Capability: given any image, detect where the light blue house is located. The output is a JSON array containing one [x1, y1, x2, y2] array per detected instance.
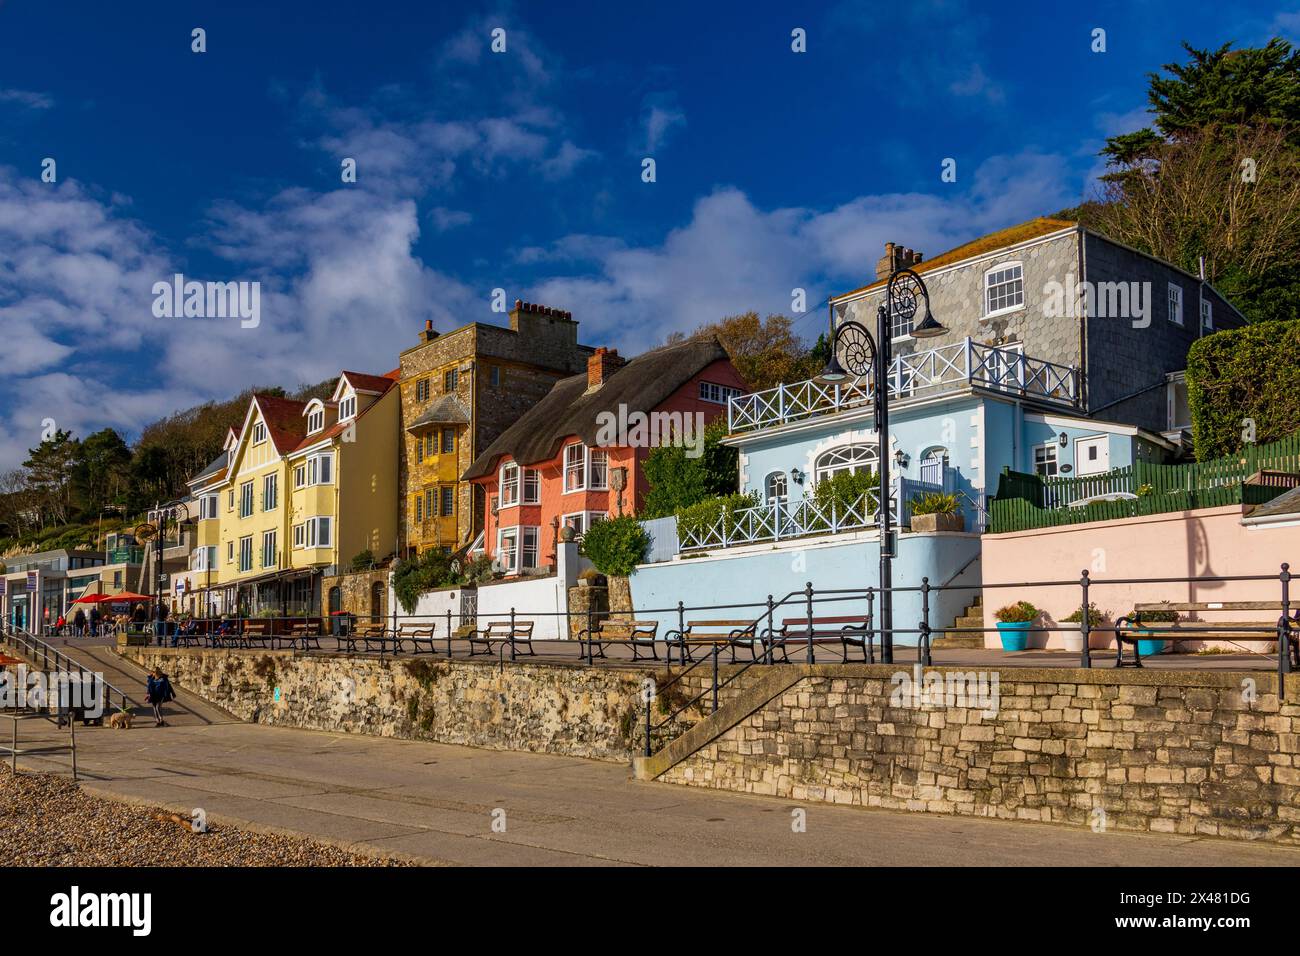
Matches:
[[626, 218, 1241, 644]]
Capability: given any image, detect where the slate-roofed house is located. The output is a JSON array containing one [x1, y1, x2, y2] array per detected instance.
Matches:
[[463, 336, 747, 574]]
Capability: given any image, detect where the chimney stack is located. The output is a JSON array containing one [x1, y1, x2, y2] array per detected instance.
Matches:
[[420, 318, 439, 343], [875, 242, 925, 281], [587, 346, 626, 389]]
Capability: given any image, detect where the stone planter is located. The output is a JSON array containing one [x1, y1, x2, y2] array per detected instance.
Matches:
[[910, 512, 964, 533]]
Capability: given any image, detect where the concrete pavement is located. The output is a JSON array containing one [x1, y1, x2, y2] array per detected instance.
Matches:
[[9, 717, 1298, 866]]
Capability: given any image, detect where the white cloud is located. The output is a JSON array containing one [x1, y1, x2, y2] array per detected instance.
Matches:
[[430, 207, 473, 231], [0, 89, 54, 110], [529, 151, 1076, 352]]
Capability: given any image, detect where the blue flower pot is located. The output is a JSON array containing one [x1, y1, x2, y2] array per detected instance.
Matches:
[[997, 620, 1032, 651], [1136, 632, 1166, 656]]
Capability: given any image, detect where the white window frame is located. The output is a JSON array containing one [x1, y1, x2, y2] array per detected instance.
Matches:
[[239, 481, 254, 518], [814, 444, 879, 484], [499, 462, 520, 507], [1200, 297, 1213, 331], [303, 452, 334, 486], [588, 448, 609, 490], [227, 541, 234, 563], [497, 526, 519, 573], [562, 511, 607, 538], [1033, 443, 1059, 478], [563, 443, 586, 493], [1168, 282, 1184, 326], [496, 525, 540, 574], [699, 381, 742, 405], [238, 535, 253, 573], [984, 262, 1025, 319], [293, 523, 305, 549], [252, 422, 267, 445], [764, 471, 788, 504], [199, 494, 219, 520], [307, 408, 324, 434], [338, 395, 357, 421], [261, 530, 277, 569], [303, 516, 332, 549], [262, 473, 277, 512], [522, 469, 540, 504]]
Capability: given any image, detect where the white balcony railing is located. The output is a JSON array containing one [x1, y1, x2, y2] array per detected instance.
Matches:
[[677, 492, 902, 552], [728, 338, 1079, 434]]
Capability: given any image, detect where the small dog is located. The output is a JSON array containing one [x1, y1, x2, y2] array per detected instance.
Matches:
[[107, 709, 134, 730]]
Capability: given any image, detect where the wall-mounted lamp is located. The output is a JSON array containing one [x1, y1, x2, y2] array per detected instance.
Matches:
[[894, 449, 910, 470], [1058, 432, 1068, 448], [789, 467, 805, 486]]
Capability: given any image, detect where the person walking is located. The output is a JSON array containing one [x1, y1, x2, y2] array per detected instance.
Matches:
[[73, 606, 87, 637], [145, 667, 175, 727]]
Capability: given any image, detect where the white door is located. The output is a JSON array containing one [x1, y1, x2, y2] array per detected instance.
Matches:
[[1074, 436, 1110, 476]]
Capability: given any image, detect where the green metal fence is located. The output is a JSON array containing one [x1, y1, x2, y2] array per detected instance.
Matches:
[[990, 431, 1300, 533]]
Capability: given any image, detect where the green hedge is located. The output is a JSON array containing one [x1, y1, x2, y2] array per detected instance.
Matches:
[[1186, 319, 1300, 460], [675, 492, 760, 542]]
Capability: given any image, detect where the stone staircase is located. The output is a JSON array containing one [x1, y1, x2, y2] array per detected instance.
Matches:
[[930, 596, 986, 650]]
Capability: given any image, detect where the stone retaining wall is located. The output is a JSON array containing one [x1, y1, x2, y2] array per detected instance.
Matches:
[[124, 648, 730, 762], [660, 664, 1300, 843]]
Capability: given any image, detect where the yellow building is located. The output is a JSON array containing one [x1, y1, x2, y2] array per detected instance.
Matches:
[[184, 370, 399, 618]]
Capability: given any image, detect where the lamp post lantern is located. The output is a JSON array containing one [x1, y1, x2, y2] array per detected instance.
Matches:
[[820, 267, 945, 663]]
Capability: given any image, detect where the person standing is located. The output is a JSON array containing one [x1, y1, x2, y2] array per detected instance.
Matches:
[[72, 607, 87, 637], [88, 605, 102, 637], [145, 667, 175, 727]]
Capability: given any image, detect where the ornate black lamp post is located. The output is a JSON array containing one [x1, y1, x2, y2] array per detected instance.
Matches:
[[137, 500, 185, 645], [820, 268, 946, 663]]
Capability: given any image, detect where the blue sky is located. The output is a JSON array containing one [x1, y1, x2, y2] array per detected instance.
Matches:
[[0, 0, 1296, 470]]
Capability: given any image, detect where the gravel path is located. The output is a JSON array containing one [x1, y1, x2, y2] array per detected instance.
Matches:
[[0, 765, 416, 866]]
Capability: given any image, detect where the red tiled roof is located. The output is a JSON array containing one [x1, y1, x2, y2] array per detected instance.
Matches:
[[341, 370, 399, 394], [252, 394, 310, 455], [833, 217, 1077, 300]]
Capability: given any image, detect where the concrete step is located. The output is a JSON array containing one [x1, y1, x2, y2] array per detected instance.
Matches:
[[932, 634, 987, 649]]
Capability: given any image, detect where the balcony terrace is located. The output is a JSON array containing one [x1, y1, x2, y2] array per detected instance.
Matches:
[[727, 338, 1079, 435]]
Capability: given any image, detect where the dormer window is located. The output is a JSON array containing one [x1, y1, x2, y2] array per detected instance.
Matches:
[[252, 422, 267, 445], [307, 408, 324, 434], [339, 396, 357, 421]]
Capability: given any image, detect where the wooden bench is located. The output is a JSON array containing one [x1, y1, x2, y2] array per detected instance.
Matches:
[[467, 621, 535, 657], [275, 619, 323, 651], [664, 620, 760, 665], [1134, 601, 1295, 659], [397, 623, 438, 655], [575, 619, 659, 661], [240, 620, 273, 650], [769, 615, 874, 663]]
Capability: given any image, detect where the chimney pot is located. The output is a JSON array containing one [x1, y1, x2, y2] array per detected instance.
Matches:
[[587, 347, 625, 389]]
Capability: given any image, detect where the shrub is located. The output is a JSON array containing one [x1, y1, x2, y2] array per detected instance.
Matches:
[[1186, 320, 1300, 460], [995, 601, 1038, 623], [640, 419, 738, 519], [1063, 603, 1105, 627], [675, 492, 760, 542], [350, 549, 375, 572], [579, 515, 650, 576], [910, 491, 959, 516], [392, 549, 459, 613], [459, 554, 495, 585], [812, 470, 878, 518]]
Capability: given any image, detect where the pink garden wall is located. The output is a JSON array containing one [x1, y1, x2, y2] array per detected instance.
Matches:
[[981, 505, 1299, 650]]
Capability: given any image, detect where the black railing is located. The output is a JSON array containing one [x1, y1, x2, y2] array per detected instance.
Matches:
[[126, 563, 1297, 758], [0, 622, 136, 714]]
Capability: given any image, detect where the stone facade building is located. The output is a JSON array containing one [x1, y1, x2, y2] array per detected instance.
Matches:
[[398, 301, 595, 556], [833, 218, 1246, 445]]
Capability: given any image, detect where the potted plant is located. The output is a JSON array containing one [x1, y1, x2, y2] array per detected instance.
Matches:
[[1060, 603, 1104, 652], [909, 492, 964, 532], [1129, 605, 1179, 656], [994, 601, 1037, 651]]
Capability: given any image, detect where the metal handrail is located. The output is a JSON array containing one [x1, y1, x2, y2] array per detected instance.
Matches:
[[0, 623, 137, 713]]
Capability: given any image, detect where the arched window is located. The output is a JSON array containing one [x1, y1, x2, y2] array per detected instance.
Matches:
[[814, 444, 879, 484], [764, 471, 787, 504]]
